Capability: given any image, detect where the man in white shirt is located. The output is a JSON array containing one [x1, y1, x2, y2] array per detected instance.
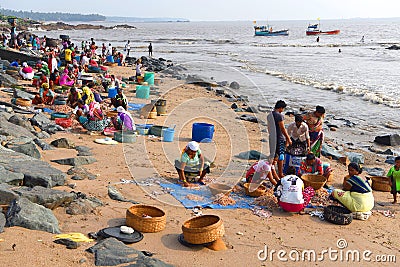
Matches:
[[107, 43, 113, 56], [286, 114, 310, 156], [124, 40, 131, 57]]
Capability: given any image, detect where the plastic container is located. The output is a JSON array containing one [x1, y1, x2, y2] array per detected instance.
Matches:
[[114, 131, 137, 143], [106, 55, 114, 63], [149, 126, 169, 136], [136, 85, 150, 99], [162, 128, 175, 142], [137, 126, 149, 135], [144, 72, 155, 85], [192, 123, 214, 143], [108, 87, 117, 98]]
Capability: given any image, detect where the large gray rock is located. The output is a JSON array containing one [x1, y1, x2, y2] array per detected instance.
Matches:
[[75, 145, 93, 156], [8, 114, 35, 132], [374, 134, 400, 146], [87, 238, 173, 267], [0, 166, 24, 185], [345, 152, 365, 164], [51, 156, 97, 166], [67, 167, 97, 180], [5, 140, 41, 159], [34, 131, 51, 139], [108, 185, 139, 204], [13, 88, 35, 100], [6, 197, 60, 233], [0, 212, 5, 233], [0, 183, 19, 205], [0, 115, 35, 139], [321, 144, 344, 160], [30, 113, 52, 129], [236, 150, 268, 160], [33, 138, 54, 150], [0, 147, 66, 188], [50, 138, 75, 149], [13, 186, 75, 210], [229, 81, 240, 90], [66, 197, 103, 215], [0, 73, 17, 86]]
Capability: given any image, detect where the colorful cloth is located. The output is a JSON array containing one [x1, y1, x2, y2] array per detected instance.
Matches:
[[309, 131, 324, 157], [387, 166, 400, 192], [81, 86, 95, 105], [346, 175, 372, 194]]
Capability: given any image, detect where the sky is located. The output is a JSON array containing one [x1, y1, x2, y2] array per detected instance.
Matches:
[[1, 0, 400, 21]]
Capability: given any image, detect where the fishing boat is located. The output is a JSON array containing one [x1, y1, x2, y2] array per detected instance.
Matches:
[[306, 23, 340, 35], [254, 25, 289, 36], [0, 47, 43, 62]]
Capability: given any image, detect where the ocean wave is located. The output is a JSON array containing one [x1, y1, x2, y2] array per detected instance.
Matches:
[[247, 64, 400, 108]]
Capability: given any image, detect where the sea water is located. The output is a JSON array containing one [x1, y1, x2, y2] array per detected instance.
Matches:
[[34, 18, 400, 149]]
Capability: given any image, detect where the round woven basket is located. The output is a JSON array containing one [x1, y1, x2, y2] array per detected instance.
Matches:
[[324, 205, 353, 225], [371, 176, 391, 192], [243, 183, 266, 197], [208, 183, 232, 196], [301, 174, 327, 190], [15, 98, 32, 107], [182, 215, 224, 245], [126, 205, 166, 233]]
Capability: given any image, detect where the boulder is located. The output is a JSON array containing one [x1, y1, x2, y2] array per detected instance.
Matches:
[[238, 114, 259, 123], [33, 138, 54, 150], [30, 113, 52, 129], [87, 238, 173, 267], [245, 106, 259, 113], [51, 156, 97, 166], [0, 212, 5, 233], [0, 115, 35, 139], [50, 138, 75, 149], [6, 197, 61, 233], [0, 183, 19, 205], [67, 167, 97, 180], [0, 166, 24, 185], [8, 114, 35, 131], [236, 150, 268, 160], [5, 140, 41, 159], [345, 152, 365, 164], [13, 89, 35, 100], [66, 198, 101, 215], [34, 131, 51, 139], [374, 134, 400, 146], [229, 81, 240, 90], [321, 144, 344, 160], [13, 186, 75, 210], [0, 147, 66, 188]]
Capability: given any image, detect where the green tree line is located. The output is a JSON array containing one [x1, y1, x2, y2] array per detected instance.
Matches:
[[0, 8, 106, 22]]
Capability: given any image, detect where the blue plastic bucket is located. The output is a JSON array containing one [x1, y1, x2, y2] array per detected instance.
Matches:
[[136, 85, 150, 99], [106, 55, 114, 63], [192, 123, 214, 143], [144, 72, 155, 85], [162, 128, 175, 142], [108, 87, 117, 98]]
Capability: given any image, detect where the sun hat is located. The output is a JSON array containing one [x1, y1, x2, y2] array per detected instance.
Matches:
[[187, 141, 199, 151]]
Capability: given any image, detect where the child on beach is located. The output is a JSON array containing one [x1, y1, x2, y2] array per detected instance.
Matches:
[[387, 156, 400, 204]]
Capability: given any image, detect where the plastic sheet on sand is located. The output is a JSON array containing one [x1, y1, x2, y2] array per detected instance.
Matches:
[[159, 183, 255, 209]]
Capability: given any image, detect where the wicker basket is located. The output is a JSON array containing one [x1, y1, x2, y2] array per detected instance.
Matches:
[[243, 183, 266, 197], [301, 174, 327, 190], [126, 205, 166, 233], [371, 176, 391, 192], [15, 98, 31, 107], [182, 215, 224, 245], [208, 183, 232, 196], [324, 205, 353, 225]]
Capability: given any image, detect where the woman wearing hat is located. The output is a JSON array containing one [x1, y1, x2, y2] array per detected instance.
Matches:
[[175, 141, 210, 187]]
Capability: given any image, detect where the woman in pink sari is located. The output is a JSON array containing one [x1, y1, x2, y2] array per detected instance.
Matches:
[[59, 69, 75, 86]]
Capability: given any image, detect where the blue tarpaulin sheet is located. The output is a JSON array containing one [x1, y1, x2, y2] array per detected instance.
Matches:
[[128, 103, 146, 111]]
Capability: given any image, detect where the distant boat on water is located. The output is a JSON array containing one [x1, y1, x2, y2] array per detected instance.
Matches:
[[254, 25, 289, 36], [306, 22, 340, 36]]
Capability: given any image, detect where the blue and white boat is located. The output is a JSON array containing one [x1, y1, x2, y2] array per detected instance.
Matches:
[[254, 25, 289, 36]]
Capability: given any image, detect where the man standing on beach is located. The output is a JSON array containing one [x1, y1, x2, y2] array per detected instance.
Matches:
[[125, 40, 131, 57], [148, 42, 153, 57], [270, 100, 292, 178]]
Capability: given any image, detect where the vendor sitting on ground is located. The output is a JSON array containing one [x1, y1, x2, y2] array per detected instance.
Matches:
[[112, 106, 135, 131], [73, 99, 89, 120], [80, 101, 108, 132], [245, 160, 279, 186], [175, 141, 210, 187], [33, 73, 49, 89], [32, 83, 55, 105], [67, 87, 81, 108], [109, 88, 128, 110], [59, 68, 75, 87], [19, 62, 34, 80], [81, 86, 95, 105], [332, 163, 374, 219], [274, 167, 315, 214], [299, 153, 333, 185]]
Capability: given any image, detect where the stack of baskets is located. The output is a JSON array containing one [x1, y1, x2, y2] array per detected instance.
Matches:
[[301, 174, 327, 190], [182, 215, 224, 245], [126, 205, 166, 233]]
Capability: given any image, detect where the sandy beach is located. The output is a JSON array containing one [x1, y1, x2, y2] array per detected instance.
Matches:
[[0, 64, 399, 267]]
